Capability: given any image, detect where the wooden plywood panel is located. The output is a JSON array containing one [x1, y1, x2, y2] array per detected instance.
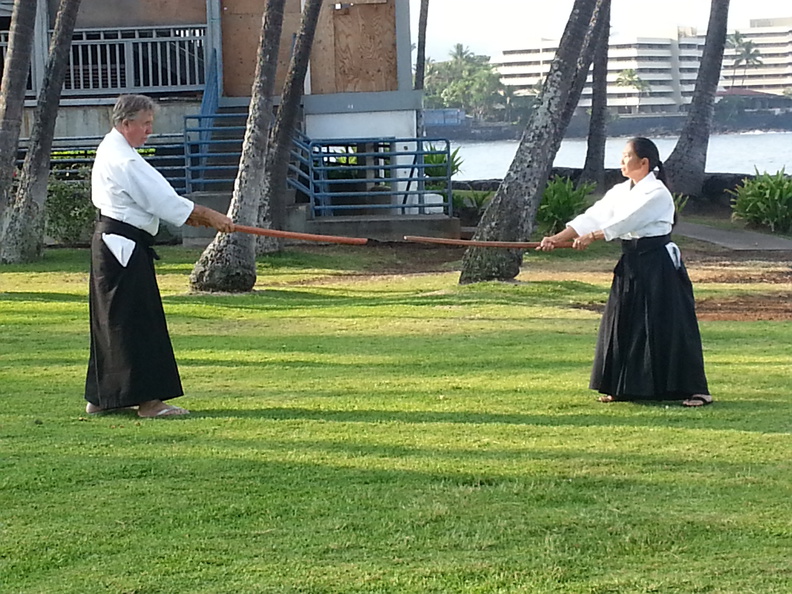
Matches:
[[222, 0, 303, 98], [73, 0, 206, 28], [333, 1, 398, 94], [309, 2, 337, 95]]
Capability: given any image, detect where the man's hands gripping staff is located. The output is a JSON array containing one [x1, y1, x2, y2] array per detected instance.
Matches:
[[186, 204, 235, 233]]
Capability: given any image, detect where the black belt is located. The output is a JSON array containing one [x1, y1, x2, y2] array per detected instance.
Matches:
[[620, 234, 671, 255], [96, 215, 160, 260]]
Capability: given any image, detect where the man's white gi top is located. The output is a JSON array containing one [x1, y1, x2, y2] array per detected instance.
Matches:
[[567, 172, 674, 241], [91, 127, 194, 237]]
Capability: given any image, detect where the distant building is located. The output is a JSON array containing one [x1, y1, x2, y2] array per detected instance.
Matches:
[[721, 17, 792, 96], [493, 32, 705, 115], [493, 16, 792, 115]]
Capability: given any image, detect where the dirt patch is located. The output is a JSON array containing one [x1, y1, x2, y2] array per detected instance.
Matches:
[[696, 294, 792, 321]]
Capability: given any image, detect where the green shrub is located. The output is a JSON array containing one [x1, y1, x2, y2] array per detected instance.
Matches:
[[424, 145, 463, 191], [537, 176, 595, 234], [45, 169, 96, 245], [728, 168, 792, 233]]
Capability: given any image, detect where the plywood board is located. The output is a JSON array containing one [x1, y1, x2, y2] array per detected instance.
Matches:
[[309, 2, 338, 95], [222, 0, 303, 97], [333, 1, 398, 93]]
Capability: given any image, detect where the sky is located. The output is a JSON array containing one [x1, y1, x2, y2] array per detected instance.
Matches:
[[408, 0, 791, 61]]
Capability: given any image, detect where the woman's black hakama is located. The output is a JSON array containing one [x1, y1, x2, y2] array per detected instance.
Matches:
[[590, 234, 709, 400]]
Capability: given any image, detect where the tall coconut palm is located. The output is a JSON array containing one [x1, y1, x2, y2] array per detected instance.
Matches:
[[257, 0, 323, 254], [459, 0, 604, 284], [0, 0, 38, 225], [664, 0, 730, 198], [0, 0, 82, 264], [189, 0, 287, 292], [413, 0, 430, 137], [734, 39, 762, 87], [578, 0, 611, 194]]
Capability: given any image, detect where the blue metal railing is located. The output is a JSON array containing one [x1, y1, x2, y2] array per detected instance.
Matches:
[[18, 134, 187, 193], [184, 111, 455, 217]]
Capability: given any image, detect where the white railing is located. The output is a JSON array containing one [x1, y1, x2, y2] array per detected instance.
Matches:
[[1, 25, 206, 98], [63, 25, 206, 96]]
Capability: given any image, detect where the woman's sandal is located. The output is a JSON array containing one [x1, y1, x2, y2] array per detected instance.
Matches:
[[682, 394, 713, 407]]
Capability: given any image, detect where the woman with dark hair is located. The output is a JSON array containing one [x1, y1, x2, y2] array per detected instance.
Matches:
[[538, 137, 712, 407]]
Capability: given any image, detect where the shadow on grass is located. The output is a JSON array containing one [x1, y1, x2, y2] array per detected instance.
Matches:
[[192, 402, 790, 434]]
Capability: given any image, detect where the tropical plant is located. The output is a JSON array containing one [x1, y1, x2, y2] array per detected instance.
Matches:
[[615, 68, 651, 96], [729, 168, 792, 233], [536, 176, 596, 234], [423, 145, 462, 190], [44, 169, 95, 245], [423, 45, 505, 120], [727, 31, 763, 88]]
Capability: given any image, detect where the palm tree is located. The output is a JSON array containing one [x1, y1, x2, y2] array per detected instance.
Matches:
[[258, 0, 323, 254], [459, 0, 603, 284], [615, 69, 651, 95], [189, 0, 287, 292], [413, 0, 430, 91], [579, 0, 611, 194], [734, 40, 762, 87], [0, 0, 82, 264], [0, 0, 38, 225], [664, 0, 730, 198], [413, 0, 430, 137]]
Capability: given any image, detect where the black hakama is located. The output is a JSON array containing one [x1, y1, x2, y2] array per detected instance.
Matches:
[[85, 216, 183, 409], [590, 234, 709, 400]]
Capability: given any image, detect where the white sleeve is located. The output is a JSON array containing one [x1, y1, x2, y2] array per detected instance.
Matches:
[[119, 156, 194, 227], [598, 188, 670, 240]]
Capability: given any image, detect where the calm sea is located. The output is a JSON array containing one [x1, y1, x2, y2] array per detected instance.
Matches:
[[451, 131, 792, 181]]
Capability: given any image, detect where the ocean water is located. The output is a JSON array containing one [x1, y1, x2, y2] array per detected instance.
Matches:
[[451, 131, 792, 180]]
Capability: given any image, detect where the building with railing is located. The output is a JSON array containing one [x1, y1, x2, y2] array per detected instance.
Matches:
[[1, 0, 458, 242], [493, 31, 706, 115]]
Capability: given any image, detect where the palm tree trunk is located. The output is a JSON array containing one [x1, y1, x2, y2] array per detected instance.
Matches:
[[190, 0, 287, 292], [0, 0, 82, 264], [664, 0, 730, 197], [413, 0, 430, 137], [579, 0, 611, 194], [257, 0, 323, 255], [0, 0, 38, 225], [459, 0, 603, 284]]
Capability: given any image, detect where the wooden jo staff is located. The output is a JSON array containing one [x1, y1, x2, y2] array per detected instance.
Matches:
[[234, 224, 368, 245], [403, 235, 574, 249]]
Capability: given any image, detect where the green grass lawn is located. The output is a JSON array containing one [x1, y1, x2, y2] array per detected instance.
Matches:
[[1, 245, 790, 593]]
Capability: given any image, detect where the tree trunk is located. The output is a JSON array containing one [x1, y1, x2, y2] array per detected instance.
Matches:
[[458, 0, 602, 284], [257, 0, 323, 255], [579, 0, 611, 194], [664, 0, 730, 197], [413, 0, 430, 137], [189, 0, 286, 292], [0, 0, 82, 264], [0, 0, 38, 225]]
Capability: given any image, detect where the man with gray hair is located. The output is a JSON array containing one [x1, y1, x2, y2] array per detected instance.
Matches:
[[85, 94, 234, 418]]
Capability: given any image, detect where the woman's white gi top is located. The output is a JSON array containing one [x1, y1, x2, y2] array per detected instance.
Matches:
[[91, 127, 194, 237], [567, 172, 674, 241]]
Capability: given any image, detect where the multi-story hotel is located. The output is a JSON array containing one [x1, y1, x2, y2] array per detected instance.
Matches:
[[494, 17, 792, 115], [721, 17, 792, 95]]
